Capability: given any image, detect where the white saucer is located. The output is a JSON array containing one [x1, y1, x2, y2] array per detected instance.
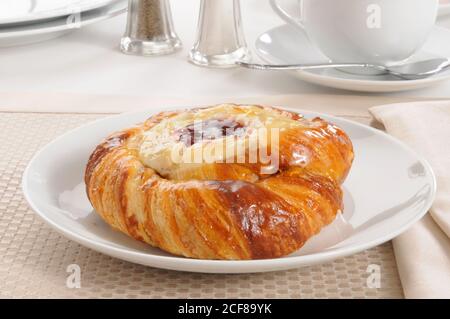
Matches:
[[0, 0, 126, 47], [255, 24, 450, 93], [0, 0, 117, 25], [22, 106, 436, 273]]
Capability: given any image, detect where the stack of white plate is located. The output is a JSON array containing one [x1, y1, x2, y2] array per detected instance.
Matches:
[[0, 0, 127, 47]]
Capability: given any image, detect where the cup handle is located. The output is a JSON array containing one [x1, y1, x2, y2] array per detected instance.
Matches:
[[269, 0, 305, 29]]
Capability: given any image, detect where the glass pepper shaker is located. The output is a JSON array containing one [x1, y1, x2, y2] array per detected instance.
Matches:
[[189, 0, 250, 68], [120, 0, 182, 56]]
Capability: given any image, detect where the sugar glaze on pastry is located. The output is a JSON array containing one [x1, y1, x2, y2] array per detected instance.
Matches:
[[85, 104, 354, 260]]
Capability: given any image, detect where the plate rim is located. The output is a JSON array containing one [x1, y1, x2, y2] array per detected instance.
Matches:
[[255, 24, 450, 93], [22, 106, 437, 273], [0, 0, 118, 25], [0, 0, 127, 38]]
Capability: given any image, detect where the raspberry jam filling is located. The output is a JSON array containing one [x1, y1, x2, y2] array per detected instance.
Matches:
[[175, 119, 246, 146]]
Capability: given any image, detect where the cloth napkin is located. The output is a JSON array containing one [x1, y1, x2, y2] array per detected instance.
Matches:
[[370, 101, 450, 299]]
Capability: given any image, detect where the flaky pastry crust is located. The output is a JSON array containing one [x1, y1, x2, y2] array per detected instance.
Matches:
[[85, 104, 354, 259]]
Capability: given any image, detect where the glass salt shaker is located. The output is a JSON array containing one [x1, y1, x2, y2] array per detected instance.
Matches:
[[189, 0, 250, 68], [120, 0, 182, 56]]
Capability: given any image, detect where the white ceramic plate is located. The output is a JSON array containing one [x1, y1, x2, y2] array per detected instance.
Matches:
[[22, 106, 436, 274], [0, 0, 126, 47], [255, 24, 450, 93], [0, 0, 117, 25]]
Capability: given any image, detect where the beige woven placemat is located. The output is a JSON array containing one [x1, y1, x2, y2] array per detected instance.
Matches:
[[0, 112, 403, 299]]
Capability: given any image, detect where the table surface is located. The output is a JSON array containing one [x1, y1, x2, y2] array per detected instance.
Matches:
[[1, 0, 450, 99]]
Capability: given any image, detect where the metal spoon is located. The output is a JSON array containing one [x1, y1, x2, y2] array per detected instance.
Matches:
[[237, 58, 450, 80]]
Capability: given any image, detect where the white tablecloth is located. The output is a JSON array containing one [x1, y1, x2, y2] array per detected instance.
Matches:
[[1, 0, 450, 99]]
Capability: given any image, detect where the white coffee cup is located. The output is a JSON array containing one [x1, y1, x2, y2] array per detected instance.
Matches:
[[270, 0, 439, 65]]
